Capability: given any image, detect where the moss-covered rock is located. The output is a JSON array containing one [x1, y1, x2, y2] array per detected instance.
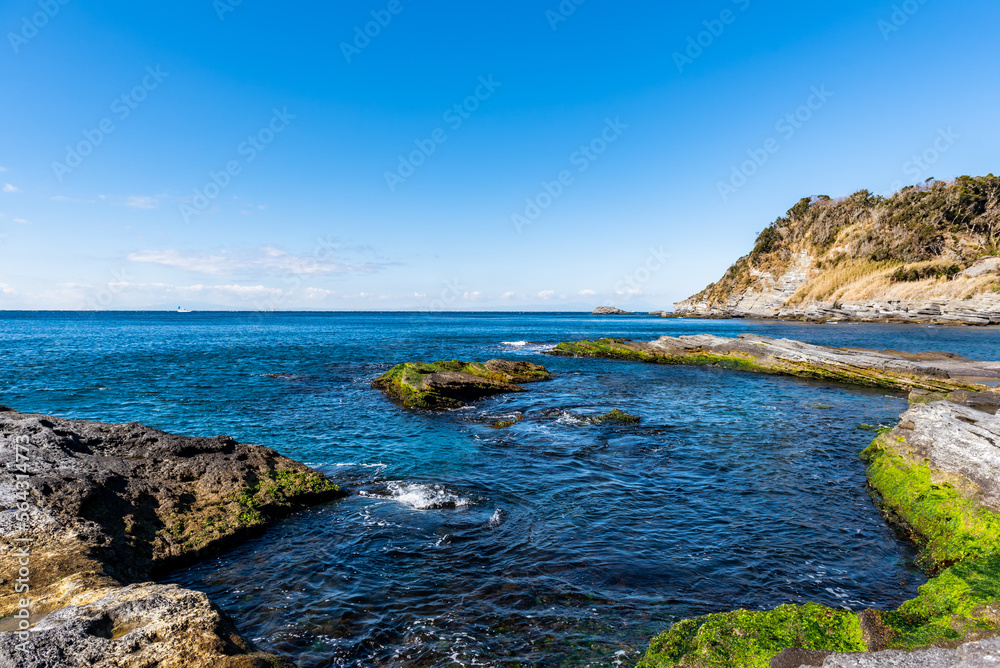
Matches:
[[871, 556, 1000, 649], [548, 335, 998, 394], [636, 389, 1000, 666], [372, 359, 552, 410], [593, 408, 641, 424], [861, 434, 1000, 568], [638, 603, 865, 668]]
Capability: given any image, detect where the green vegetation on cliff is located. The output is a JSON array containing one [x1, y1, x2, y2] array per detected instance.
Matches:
[[684, 175, 1000, 310]]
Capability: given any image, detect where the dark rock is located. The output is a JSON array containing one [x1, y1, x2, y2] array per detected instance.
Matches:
[[592, 306, 633, 315], [0, 408, 343, 666]]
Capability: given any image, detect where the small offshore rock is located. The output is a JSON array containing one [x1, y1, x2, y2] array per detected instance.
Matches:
[[372, 359, 552, 410]]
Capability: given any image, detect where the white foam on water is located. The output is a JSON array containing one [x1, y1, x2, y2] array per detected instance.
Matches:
[[555, 411, 587, 426], [361, 481, 473, 510], [498, 340, 556, 354]]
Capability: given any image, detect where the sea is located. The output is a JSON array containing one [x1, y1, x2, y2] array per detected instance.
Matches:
[[3, 311, 999, 667]]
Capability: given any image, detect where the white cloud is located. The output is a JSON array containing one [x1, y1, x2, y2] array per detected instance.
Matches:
[[123, 195, 160, 209], [537, 290, 556, 299], [0, 283, 16, 295], [616, 288, 641, 296], [578, 289, 597, 296], [2, 183, 19, 193], [128, 247, 376, 277], [305, 287, 336, 299], [52, 195, 97, 203], [178, 284, 283, 297], [0, 166, 7, 172], [414, 292, 426, 298], [12, 218, 29, 225]]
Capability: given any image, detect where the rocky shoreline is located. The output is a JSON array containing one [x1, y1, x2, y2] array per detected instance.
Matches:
[[672, 296, 1000, 326], [4, 335, 1000, 667], [0, 406, 345, 667], [551, 334, 1000, 666]]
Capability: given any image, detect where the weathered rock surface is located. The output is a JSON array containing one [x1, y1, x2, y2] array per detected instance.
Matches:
[[372, 359, 553, 409], [0, 406, 344, 666], [674, 292, 1000, 325], [890, 402, 1000, 512], [0, 583, 290, 668], [549, 333, 1000, 392], [773, 636, 1000, 667], [591, 306, 633, 315]]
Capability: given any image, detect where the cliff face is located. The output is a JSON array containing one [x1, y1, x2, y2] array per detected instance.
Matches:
[[674, 176, 1000, 324]]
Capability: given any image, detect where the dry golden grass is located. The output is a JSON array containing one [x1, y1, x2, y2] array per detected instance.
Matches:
[[789, 258, 999, 305], [788, 258, 897, 305]]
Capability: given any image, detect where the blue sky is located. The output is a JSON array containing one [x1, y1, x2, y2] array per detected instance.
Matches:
[[1, 0, 998, 311]]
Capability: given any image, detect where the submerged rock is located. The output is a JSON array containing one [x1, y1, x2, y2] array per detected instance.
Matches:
[[592, 409, 641, 424], [549, 333, 1000, 393], [0, 406, 344, 667], [372, 359, 552, 410]]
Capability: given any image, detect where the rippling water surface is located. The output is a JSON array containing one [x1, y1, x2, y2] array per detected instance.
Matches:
[[4, 312, 1000, 666]]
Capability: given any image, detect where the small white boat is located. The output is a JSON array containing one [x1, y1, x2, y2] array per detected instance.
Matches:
[[176, 307, 192, 313]]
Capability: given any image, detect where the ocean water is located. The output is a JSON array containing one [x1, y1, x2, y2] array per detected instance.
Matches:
[[3, 312, 1000, 667]]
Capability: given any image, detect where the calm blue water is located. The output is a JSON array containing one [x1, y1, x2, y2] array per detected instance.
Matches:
[[3, 312, 999, 667]]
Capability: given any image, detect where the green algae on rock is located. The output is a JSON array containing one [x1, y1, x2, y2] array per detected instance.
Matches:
[[593, 408, 641, 424], [637, 602, 866, 668], [871, 555, 1000, 650], [372, 359, 553, 410], [623, 340, 1000, 666], [549, 334, 1000, 393]]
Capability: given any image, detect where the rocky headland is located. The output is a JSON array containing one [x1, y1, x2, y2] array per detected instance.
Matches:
[[372, 359, 552, 409], [0, 406, 345, 667], [671, 176, 1000, 325], [551, 334, 1000, 666]]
